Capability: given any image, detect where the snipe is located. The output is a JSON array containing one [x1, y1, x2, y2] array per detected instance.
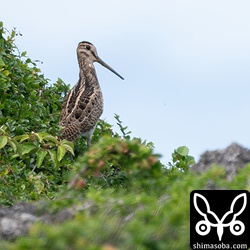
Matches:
[[60, 41, 124, 148]]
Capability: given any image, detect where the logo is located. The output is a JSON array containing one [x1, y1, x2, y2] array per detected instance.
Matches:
[[190, 190, 250, 249]]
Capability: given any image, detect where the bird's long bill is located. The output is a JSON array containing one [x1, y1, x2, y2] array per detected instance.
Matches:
[[97, 57, 124, 80]]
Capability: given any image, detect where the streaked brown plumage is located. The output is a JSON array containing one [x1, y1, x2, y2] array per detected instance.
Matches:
[[60, 41, 123, 148]]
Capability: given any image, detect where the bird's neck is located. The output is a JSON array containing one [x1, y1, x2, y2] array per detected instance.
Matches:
[[78, 60, 98, 84]]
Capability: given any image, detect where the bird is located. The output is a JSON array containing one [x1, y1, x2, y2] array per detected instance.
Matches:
[[59, 41, 124, 149]]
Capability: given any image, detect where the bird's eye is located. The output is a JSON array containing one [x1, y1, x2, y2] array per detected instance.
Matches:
[[85, 45, 91, 50]]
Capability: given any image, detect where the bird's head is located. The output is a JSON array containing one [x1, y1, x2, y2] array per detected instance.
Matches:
[[77, 41, 124, 80]]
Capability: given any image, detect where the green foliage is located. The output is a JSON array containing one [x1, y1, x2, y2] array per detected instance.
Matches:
[[114, 113, 131, 139], [3, 164, 250, 250], [72, 135, 162, 189], [0, 22, 78, 205], [0, 127, 74, 167], [0, 129, 74, 204], [1, 22, 248, 250], [168, 145, 195, 173], [0, 22, 68, 136]]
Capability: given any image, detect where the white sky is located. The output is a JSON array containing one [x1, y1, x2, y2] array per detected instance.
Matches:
[[2, 0, 250, 164]]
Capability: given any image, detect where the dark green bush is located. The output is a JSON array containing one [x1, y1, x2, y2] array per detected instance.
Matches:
[[0, 24, 65, 136], [0, 22, 76, 204]]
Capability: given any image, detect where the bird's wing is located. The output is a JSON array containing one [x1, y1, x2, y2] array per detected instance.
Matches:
[[60, 77, 99, 125]]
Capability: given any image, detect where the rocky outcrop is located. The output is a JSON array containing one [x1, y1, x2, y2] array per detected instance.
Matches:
[[0, 200, 92, 241], [192, 143, 250, 180], [0, 202, 38, 240]]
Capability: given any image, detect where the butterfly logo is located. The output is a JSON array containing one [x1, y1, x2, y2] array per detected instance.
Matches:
[[193, 193, 247, 241]]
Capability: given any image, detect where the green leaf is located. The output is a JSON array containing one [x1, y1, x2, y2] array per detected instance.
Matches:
[[14, 134, 30, 143], [9, 139, 22, 156], [21, 142, 38, 155], [175, 146, 189, 157], [61, 139, 74, 147], [43, 135, 58, 144], [7, 139, 17, 151], [36, 149, 48, 168], [187, 155, 195, 165], [57, 145, 66, 161], [10, 154, 20, 160], [11, 30, 16, 38], [48, 149, 59, 168], [0, 127, 6, 134], [3, 70, 10, 76], [21, 51, 27, 57], [33, 179, 44, 194], [0, 136, 8, 149], [0, 56, 5, 67], [37, 132, 50, 139], [60, 140, 74, 156], [32, 133, 43, 142]]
